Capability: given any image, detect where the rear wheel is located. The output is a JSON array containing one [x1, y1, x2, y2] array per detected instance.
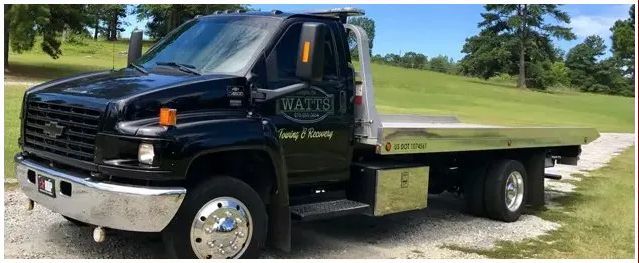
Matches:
[[484, 159, 527, 222], [163, 176, 267, 259]]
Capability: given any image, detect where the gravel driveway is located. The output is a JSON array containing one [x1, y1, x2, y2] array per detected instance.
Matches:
[[4, 133, 634, 259]]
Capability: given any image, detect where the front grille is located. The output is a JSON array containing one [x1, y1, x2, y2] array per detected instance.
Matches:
[[24, 101, 101, 162]]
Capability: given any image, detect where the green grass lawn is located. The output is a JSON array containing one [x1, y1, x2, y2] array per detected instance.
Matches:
[[4, 84, 25, 180], [372, 64, 634, 132], [5, 40, 151, 82], [3, 39, 635, 180], [449, 148, 636, 258]]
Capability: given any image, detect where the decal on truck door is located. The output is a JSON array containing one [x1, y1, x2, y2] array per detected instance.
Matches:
[[276, 87, 334, 123], [277, 127, 335, 141]]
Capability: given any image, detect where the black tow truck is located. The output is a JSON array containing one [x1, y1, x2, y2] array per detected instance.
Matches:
[[15, 8, 598, 258]]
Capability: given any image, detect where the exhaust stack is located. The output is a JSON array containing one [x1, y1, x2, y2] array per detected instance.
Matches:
[[127, 30, 143, 65]]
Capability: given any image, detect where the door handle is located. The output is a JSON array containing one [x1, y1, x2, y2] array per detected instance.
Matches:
[[339, 90, 347, 114]]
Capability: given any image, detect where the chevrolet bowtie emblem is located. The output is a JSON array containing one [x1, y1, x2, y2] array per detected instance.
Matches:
[[43, 121, 65, 138]]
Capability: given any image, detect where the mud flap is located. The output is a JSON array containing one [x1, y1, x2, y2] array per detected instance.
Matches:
[[524, 151, 545, 208], [267, 204, 291, 252]]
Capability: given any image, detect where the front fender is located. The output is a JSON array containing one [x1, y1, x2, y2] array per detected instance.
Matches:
[[166, 114, 291, 252], [170, 115, 287, 204]]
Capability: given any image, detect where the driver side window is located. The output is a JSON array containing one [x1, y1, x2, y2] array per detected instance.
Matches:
[[266, 22, 338, 89]]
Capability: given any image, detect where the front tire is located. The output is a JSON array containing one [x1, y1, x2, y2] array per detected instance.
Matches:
[[163, 176, 267, 259], [484, 159, 527, 222]]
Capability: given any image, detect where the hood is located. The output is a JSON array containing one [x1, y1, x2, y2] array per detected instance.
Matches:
[[25, 68, 250, 133], [29, 69, 217, 99]]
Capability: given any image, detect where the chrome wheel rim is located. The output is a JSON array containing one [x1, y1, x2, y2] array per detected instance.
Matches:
[[190, 197, 253, 259], [504, 171, 524, 212]]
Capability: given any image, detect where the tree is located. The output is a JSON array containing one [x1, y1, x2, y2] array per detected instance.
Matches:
[[610, 4, 635, 82], [86, 5, 104, 40], [475, 4, 575, 88], [548, 61, 570, 87], [401, 51, 427, 69], [84, 5, 128, 41], [134, 4, 245, 40], [565, 35, 632, 96], [347, 16, 375, 54], [382, 53, 402, 66], [565, 35, 606, 90], [429, 55, 454, 73], [526, 60, 571, 89], [594, 58, 632, 96], [102, 5, 127, 41], [5, 4, 87, 67], [460, 30, 514, 79], [4, 5, 12, 67], [371, 54, 384, 63]]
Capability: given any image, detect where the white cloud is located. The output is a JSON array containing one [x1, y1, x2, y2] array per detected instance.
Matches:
[[569, 15, 625, 38]]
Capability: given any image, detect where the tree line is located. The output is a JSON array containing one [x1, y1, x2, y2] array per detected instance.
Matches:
[[459, 4, 634, 96], [4, 4, 244, 67], [350, 5, 634, 96], [370, 53, 459, 74], [348, 17, 459, 74], [4, 4, 635, 96]]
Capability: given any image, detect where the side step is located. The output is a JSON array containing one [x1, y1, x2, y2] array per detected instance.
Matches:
[[544, 173, 562, 180], [290, 199, 370, 221]]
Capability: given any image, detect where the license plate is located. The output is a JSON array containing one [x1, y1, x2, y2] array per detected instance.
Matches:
[[37, 175, 56, 198]]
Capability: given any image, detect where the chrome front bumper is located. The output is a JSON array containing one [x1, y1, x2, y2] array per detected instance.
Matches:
[[15, 155, 186, 232]]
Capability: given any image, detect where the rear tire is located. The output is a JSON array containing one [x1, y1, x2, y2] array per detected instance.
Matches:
[[163, 176, 267, 259], [484, 160, 527, 222]]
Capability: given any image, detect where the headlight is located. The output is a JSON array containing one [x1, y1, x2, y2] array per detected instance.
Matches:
[[138, 143, 155, 165]]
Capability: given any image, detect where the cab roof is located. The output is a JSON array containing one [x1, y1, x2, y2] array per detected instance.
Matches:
[[199, 7, 365, 23]]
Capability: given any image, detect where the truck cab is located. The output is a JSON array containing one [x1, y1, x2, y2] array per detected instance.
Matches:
[[15, 8, 598, 259]]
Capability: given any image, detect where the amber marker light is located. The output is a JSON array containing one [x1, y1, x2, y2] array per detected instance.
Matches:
[[302, 41, 311, 63], [159, 107, 177, 126]]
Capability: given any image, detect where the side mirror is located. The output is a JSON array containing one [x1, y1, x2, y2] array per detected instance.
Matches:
[[296, 22, 326, 82], [127, 30, 143, 65]]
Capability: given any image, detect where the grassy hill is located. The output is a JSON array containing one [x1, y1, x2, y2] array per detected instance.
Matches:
[[371, 64, 633, 132], [3, 39, 634, 179], [5, 40, 153, 82]]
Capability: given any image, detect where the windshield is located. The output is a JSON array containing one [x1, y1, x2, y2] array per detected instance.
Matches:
[[137, 16, 279, 75]]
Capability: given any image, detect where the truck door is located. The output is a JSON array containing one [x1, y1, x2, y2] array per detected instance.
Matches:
[[262, 20, 353, 185]]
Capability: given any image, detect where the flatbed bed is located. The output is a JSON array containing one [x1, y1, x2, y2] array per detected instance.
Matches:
[[365, 114, 599, 155], [349, 22, 599, 156]]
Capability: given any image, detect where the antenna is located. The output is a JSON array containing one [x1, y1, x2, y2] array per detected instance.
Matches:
[[112, 40, 115, 70]]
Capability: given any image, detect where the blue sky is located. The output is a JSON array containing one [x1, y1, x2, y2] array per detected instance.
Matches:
[[123, 4, 633, 61]]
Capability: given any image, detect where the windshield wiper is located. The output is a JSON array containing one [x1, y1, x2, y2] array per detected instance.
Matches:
[[129, 63, 148, 74], [156, 61, 201, 75]]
